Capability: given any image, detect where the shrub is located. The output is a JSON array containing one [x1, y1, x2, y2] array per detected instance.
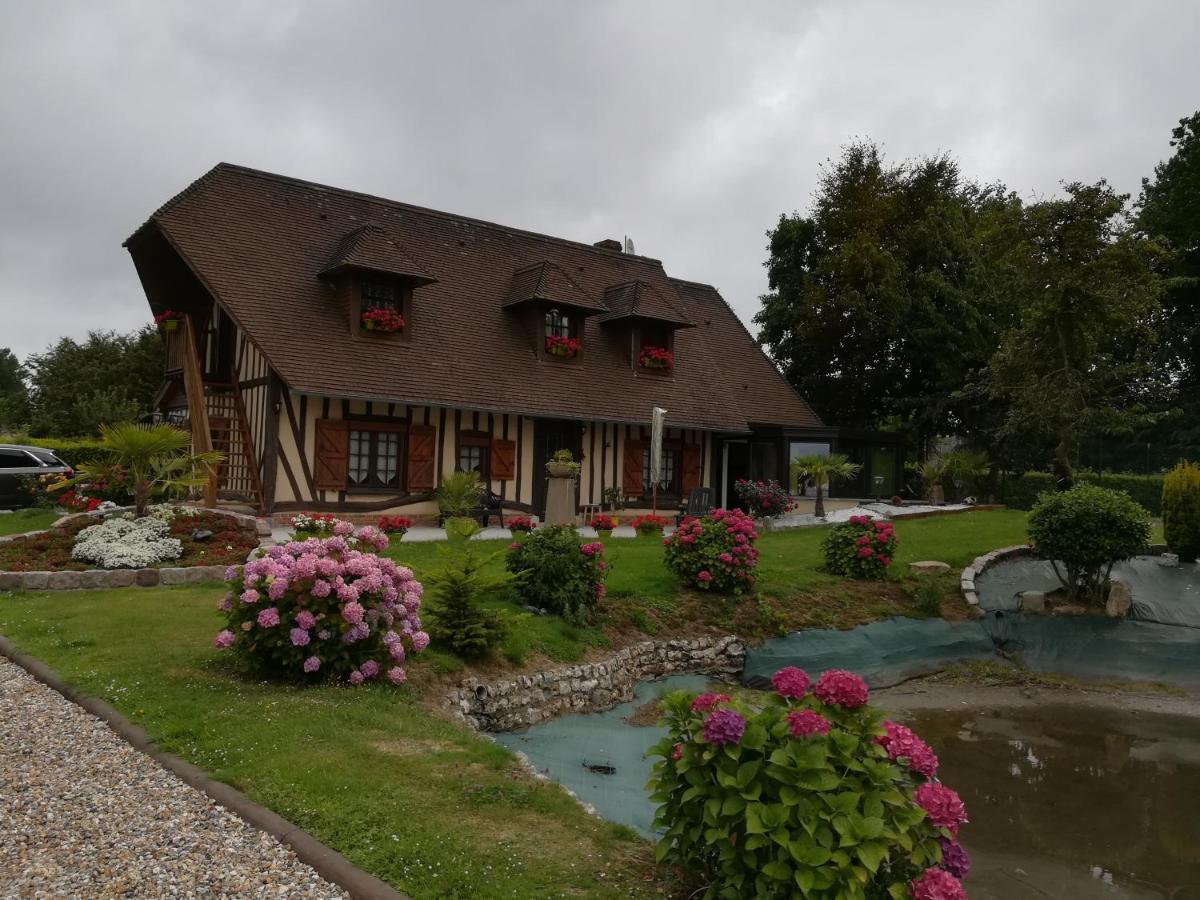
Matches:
[[648, 667, 969, 900], [1027, 484, 1151, 605], [378, 515, 412, 535], [602, 486, 626, 510], [505, 524, 607, 623], [733, 479, 792, 519], [1001, 470, 1165, 515], [504, 515, 536, 533], [21, 437, 113, 469], [631, 514, 669, 536], [72, 516, 183, 568], [291, 513, 342, 536], [1162, 461, 1200, 561], [214, 529, 427, 684], [444, 516, 480, 541], [823, 515, 898, 579], [423, 545, 514, 659], [437, 471, 485, 518], [663, 508, 759, 594]]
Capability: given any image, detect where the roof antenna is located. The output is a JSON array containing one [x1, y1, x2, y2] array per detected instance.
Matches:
[[623, 235, 636, 255]]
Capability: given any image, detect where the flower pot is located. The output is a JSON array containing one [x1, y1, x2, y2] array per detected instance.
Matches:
[[596, 529, 612, 539], [546, 461, 578, 478], [363, 319, 376, 331], [161, 319, 179, 332]]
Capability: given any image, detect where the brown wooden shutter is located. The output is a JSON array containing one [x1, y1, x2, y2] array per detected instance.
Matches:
[[490, 439, 516, 480], [681, 445, 702, 494], [407, 424, 436, 491], [313, 419, 349, 491], [622, 440, 645, 495]]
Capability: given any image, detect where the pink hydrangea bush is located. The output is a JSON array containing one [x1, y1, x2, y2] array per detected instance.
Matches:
[[662, 508, 759, 594], [213, 527, 427, 684], [733, 478, 793, 519], [649, 666, 969, 898], [822, 514, 899, 579]]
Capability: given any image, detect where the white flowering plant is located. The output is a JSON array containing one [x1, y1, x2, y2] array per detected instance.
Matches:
[[71, 516, 184, 569]]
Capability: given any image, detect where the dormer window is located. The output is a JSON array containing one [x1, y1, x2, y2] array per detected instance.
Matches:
[[360, 278, 407, 334], [638, 322, 675, 373], [543, 306, 581, 360]]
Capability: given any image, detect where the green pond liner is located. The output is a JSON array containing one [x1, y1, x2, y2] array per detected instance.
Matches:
[[976, 555, 1200, 629], [500, 614, 1200, 840]]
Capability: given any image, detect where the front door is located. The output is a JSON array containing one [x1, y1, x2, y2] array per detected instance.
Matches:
[[532, 419, 582, 518], [722, 440, 749, 510]]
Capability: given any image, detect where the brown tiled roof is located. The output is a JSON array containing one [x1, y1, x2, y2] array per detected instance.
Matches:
[[127, 163, 822, 432], [503, 260, 607, 313], [598, 280, 694, 327], [319, 222, 435, 284]]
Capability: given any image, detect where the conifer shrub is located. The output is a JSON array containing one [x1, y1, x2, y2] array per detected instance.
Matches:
[[423, 545, 514, 659], [1162, 461, 1200, 561]]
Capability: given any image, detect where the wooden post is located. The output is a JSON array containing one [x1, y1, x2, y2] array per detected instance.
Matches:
[[181, 315, 218, 507]]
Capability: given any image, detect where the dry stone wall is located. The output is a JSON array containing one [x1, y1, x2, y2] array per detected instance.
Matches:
[[452, 635, 746, 732]]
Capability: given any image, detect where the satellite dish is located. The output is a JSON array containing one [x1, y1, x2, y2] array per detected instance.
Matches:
[[623, 236, 636, 255]]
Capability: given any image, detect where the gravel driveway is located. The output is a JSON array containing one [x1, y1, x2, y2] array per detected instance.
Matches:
[[0, 658, 347, 899]]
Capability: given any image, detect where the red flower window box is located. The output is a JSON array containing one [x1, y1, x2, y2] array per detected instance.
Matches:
[[361, 307, 406, 333], [153, 310, 184, 332], [545, 335, 581, 358], [639, 345, 674, 372]]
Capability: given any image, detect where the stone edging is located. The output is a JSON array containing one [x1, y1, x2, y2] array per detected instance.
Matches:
[[959, 545, 1031, 606], [960, 542, 1171, 605], [0, 633, 407, 900], [452, 635, 745, 732]]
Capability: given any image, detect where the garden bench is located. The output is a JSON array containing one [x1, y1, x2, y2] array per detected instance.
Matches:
[[676, 487, 715, 524]]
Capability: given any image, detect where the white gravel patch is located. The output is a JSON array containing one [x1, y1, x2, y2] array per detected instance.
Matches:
[[0, 658, 347, 899], [774, 501, 971, 529]]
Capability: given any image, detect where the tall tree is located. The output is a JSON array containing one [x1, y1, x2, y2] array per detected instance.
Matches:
[[1138, 111, 1200, 447], [755, 142, 1013, 448], [0, 348, 31, 431], [25, 328, 164, 437], [985, 181, 1165, 486]]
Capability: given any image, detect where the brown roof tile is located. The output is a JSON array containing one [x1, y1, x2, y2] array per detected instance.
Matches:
[[127, 163, 821, 432], [598, 280, 694, 327], [502, 260, 607, 313], [319, 222, 435, 284]]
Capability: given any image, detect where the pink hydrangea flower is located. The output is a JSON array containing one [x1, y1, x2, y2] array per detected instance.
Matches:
[[908, 867, 965, 900], [302, 656, 321, 673], [580, 542, 604, 557], [697, 570, 712, 583], [387, 666, 407, 685], [813, 669, 869, 708], [913, 782, 968, 832], [508, 541, 520, 551], [296, 610, 316, 630], [256, 607, 280, 628], [787, 709, 831, 738], [289, 627, 310, 647], [702, 709, 745, 746], [310, 579, 332, 598], [268, 578, 288, 601], [410, 631, 430, 651], [937, 837, 971, 880], [858, 546, 874, 558], [333, 520, 355, 536], [671, 743, 683, 761], [218, 596, 233, 612], [360, 660, 380, 678], [348, 670, 364, 686], [342, 601, 365, 625], [240, 589, 260, 604], [877, 721, 939, 777], [690, 693, 731, 713], [213, 630, 235, 649], [771, 666, 810, 699]]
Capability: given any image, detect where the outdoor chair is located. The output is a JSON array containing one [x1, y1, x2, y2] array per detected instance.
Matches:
[[471, 490, 505, 527], [676, 486, 715, 524]]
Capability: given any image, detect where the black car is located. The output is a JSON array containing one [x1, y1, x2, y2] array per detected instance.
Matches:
[[0, 444, 72, 508]]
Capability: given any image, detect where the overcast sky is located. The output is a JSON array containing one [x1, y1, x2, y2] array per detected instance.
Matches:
[[2, 1, 1198, 361]]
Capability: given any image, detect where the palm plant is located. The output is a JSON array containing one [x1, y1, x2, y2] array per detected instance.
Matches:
[[436, 471, 485, 519], [941, 450, 990, 502], [790, 454, 862, 519], [919, 456, 949, 504], [52, 423, 223, 517]]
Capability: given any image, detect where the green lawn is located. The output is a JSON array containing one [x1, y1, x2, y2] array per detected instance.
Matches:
[[0, 508, 59, 536], [0, 509, 1031, 899]]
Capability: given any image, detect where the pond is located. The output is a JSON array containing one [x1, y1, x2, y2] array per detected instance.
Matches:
[[910, 703, 1200, 898], [499, 679, 1200, 898]]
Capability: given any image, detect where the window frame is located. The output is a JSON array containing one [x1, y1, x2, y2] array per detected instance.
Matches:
[[641, 444, 682, 499], [634, 322, 676, 375], [456, 430, 492, 481], [541, 305, 582, 363], [354, 275, 413, 341], [344, 420, 408, 493]]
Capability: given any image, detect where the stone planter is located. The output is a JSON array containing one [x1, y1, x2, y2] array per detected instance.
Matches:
[[928, 485, 945, 505], [545, 461, 578, 478]]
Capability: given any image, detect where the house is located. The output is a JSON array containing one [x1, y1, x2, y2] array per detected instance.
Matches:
[[126, 163, 902, 521]]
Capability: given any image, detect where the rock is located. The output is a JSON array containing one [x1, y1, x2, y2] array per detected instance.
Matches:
[[46, 571, 82, 591], [107, 570, 136, 588], [135, 568, 160, 587], [0, 572, 22, 591], [20, 572, 49, 591], [79, 570, 111, 589], [190, 529, 213, 542], [1020, 591, 1046, 614], [159, 568, 190, 586], [1105, 581, 1132, 618], [1052, 603, 1088, 617], [1157, 553, 1179, 568], [909, 560, 952, 575]]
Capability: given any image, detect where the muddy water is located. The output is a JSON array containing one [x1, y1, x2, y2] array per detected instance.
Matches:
[[907, 704, 1200, 899]]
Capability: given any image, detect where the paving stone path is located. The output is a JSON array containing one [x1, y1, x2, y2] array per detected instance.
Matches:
[[0, 659, 346, 899]]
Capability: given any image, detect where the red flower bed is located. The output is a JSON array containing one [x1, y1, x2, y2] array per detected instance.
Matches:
[[589, 514, 618, 532], [631, 514, 669, 535], [0, 511, 259, 572], [504, 515, 536, 533]]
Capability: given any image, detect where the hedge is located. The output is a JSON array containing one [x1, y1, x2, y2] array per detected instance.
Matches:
[[17, 438, 113, 469], [1000, 471, 1164, 516]]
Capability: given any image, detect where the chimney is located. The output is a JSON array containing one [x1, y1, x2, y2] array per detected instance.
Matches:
[[593, 238, 622, 252]]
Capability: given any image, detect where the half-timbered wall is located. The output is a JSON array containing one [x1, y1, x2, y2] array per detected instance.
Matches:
[[269, 393, 716, 518], [234, 329, 272, 489]]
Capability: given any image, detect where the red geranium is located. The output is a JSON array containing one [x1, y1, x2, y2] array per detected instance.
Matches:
[[377, 516, 413, 534], [639, 345, 674, 371], [361, 307, 406, 333], [545, 335, 581, 357]]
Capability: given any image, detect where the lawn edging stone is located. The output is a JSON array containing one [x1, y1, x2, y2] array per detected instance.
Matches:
[[454, 635, 746, 732], [0, 564, 228, 592], [0, 633, 408, 900]]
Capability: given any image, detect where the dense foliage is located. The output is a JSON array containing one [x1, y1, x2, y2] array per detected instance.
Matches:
[[1027, 485, 1151, 605], [504, 524, 607, 623], [999, 470, 1165, 516], [437, 471, 485, 518], [822, 516, 898, 580], [648, 667, 969, 900], [423, 545, 513, 659], [1162, 461, 1200, 561], [214, 528, 428, 684], [663, 508, 759, 593], [733, 479, 792, 519]]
